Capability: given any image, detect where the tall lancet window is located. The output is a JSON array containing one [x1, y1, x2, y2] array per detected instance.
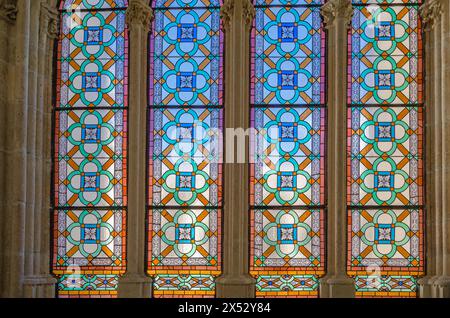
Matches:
[[250, 0, 327, 298], [347, 0, 425, 297], [52, 0, 129, 298], [147, 0, 224, 298]]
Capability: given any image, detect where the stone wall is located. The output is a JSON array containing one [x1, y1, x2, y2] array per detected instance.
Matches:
[[0, 0, 449, 298]]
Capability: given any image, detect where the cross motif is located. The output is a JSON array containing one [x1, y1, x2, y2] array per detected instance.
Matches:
[[84, 227, 97, 241], [377, 175, 391, 189], [85, 127, 98, 141], [281, 26, 294, 40], [84, 175, 97, 189], [280, 175, 294, 188], [378, 24, 391, 38], [181, 27, 194, 40], [180, 75, 193, 89], [178, 227, 192, 241], [179, 175, 192, 189], [378, 73, 392, 87], [378, 125, 392, 139], [281, 73, 294, 87], [179, 126, 193, 140], [280, 227, 294, 241], [378, 227, 392, 241], [281, 125, 294, 140], [87, 29, 100, 43], [85, 75, 98, 89]]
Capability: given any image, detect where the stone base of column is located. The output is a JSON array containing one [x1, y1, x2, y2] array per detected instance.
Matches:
[[216, 275, 256, 298], [418, 276, 437, 298], [23, 275, 57, 298], [435, 276, 450, 298], [319, 276, 355, 298], [117, 274, 152, 298]]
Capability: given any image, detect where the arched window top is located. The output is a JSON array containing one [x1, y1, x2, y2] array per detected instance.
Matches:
[[254, 0, 324, 6], [60, 0, 128, 11], [153, 0, 222, 9]]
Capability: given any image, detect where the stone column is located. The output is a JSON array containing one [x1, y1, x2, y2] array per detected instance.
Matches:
[[215, 0, 256, 298], [435, 0, 450, 298], [117, 0, 153, 298], [0, 0, 13, 296], [418, 0, 443, 298], [0, 0, 29, 298], [22, 0, 58, 298], [319, 0, 355, 298]]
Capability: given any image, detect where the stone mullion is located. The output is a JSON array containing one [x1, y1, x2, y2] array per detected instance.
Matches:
[[418, 0, 450, 298], [0, 0, 29, 297], [431, 12, 444, 297], [319, 0, 355, 298], [215, 0, 256, 298], [117, 0, 153, 298], [22, 0, 58, 298], [438, 0, 450, 298], [418, 0, 442, 298], [38, 0, 59, 296]]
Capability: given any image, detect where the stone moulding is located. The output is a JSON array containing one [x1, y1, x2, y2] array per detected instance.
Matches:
[[40, 2, 59, 39], [321, 0, 353, 30], [0, 0, 18, 23], [419, 0, 443, 31], [126, 0, 154, 32]]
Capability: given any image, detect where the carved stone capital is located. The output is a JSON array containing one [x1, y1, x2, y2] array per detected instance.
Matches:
[[40, 2, 59, 39], [221, 0, 254, 32], [420, 0, 442, 31], [126, 0, 154, 32], [0, 0, 18, 23], [242, 0, 256, 30], [321, 0, 353, 30], [220, 0, 234, 32]]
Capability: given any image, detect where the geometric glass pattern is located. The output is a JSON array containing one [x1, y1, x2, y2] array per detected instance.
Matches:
[[347, 0, 424, 298], [354, 275, 418, 298], [147, 0, 223, 298], [250, 0, 326, 298], [53, 0, 128, 298]]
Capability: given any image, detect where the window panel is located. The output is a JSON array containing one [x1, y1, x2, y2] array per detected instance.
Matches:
[[348, 106, 423, 207], [250, 0, 326, 298], [252, 5, 325, 106], [148, 0, 223, 298], [250, 208, 325, 271], [53, 209, 126, 270], [53, 0, 128, 298], [348, 208, 423, 272], [251, 107, 325, 207], [347, 0, 424, 298], [150, 6, 223, 107], [148, 208, 221, 269], [58, 10, 128, 108], [350, 6, 422, 105], [149, 108, 222, 207], [55, 109, 127, 208]]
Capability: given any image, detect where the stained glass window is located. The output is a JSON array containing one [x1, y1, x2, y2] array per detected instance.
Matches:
[[52, 0, 128, 298], [250, 0, 326, 298], [147, 0, 223, 298], [347, 0, 424, 297]]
